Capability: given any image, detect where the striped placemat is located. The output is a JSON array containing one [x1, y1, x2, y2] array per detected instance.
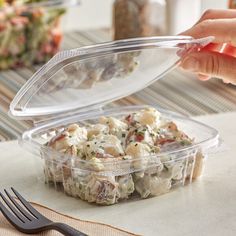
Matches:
[[1, 30, 236, 141]]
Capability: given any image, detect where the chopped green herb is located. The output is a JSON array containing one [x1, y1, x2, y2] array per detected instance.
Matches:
[[137, 131, 144, 135], [180, 140, 191, 146], [164, 165, 168, 171]]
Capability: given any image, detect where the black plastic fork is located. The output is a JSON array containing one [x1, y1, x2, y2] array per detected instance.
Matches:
[[0, 188, 87, 236]]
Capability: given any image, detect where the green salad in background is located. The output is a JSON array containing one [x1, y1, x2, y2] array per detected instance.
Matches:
[[0, 0, 66, 69]]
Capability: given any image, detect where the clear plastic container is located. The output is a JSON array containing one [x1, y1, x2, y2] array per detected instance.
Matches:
[[0, 0, 79, 70], [9, 36, 220, 205], [229, 0, 236, 8]]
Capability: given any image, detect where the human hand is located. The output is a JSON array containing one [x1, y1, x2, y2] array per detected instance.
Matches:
[[180, 9, 236, 84]]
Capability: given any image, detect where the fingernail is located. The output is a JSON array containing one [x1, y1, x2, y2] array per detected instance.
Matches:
[[198, 74, 210, 81], [181, 57, 200, 72], [222, 79, 230, 84]]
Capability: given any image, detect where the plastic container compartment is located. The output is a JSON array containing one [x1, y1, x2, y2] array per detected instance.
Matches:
[[9, 36, 220, 205], [0, 0, 79, 70]]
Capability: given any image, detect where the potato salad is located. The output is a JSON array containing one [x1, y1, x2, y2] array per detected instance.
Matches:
[[44, 107, 204, 205]]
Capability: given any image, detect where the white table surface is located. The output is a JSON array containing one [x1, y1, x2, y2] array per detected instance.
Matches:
[[0, 112, 236, 236]]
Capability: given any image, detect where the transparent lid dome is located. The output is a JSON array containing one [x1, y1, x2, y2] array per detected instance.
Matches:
[[10, 36, 213, 121]]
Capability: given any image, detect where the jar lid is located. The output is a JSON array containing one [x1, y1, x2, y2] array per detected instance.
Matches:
[[9, 36, 213, 121]]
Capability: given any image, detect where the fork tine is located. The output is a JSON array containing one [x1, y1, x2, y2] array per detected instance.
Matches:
[[0, 200, 23, 227], [4, 190, 35, 221], [0, 194, 25, 224], [11, 188, 44, 219]]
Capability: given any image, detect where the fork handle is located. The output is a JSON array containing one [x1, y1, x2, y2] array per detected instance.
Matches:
[[50, 222, 88, 236]]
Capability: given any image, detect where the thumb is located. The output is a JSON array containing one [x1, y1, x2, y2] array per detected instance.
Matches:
[[180, 51, 236, 84]]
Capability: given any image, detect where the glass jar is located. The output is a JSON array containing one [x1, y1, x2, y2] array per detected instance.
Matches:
[[229, 0, 236, 8], [112, 0, 166, 40]]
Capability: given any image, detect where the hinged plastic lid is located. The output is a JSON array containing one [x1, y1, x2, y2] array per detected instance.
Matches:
[[9, 36, 213, 121]]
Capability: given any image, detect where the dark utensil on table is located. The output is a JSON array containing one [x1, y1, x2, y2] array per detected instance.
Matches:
[[0, 188, 87, 236]]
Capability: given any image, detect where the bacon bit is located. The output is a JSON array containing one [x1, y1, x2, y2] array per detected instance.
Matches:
[[125, 115, 132, 123], [157, 138, 175, 145], [48, 133, 66, 145], [52, 31, 62, 47], [135, 134, 144, 142]]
